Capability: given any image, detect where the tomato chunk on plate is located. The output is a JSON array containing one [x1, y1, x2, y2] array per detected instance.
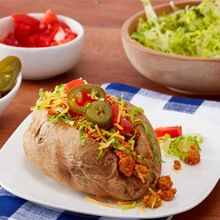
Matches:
[[155, 126, 182, 138]]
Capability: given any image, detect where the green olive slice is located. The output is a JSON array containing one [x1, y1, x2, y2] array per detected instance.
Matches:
[[85, 100, 112, 128], [0, 56, 21, 94]]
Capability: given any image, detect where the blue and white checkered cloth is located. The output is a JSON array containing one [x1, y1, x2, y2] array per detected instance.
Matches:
[[1, 82, 220, 220]]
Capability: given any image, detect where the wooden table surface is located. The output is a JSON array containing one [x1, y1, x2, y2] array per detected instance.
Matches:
[[0, 0, 219, 219]]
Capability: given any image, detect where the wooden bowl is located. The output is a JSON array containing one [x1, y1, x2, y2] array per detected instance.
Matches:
[[121, 0, 220, 95]]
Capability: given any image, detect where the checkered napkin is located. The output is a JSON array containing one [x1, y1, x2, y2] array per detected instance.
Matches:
[[1, 82, 220, 220]]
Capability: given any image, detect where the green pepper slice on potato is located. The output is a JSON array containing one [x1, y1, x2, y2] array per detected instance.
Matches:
[[67, 84, 106, 113], [85, 100, 112, 129]]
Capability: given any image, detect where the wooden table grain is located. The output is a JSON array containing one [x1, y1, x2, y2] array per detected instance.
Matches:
[[0, 1, 219, 219]]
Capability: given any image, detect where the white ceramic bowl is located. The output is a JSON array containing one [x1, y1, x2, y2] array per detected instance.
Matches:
[[0, 73, 22, 114], [0, 13, 84, 80]]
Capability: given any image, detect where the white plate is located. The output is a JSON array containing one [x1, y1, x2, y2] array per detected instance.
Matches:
[[0, 109, 219, 219]]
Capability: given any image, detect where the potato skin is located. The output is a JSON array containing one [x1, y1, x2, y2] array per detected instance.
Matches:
[[23, 109, 161, 200]]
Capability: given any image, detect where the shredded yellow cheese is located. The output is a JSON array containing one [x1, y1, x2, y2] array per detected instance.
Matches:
[[46, 93, 67, 99], [108, 131, 125, 140], [131, 201, 137, 208], [100, 129, 125, 141], [51, 99, 64, 107], [85, 196, 113, 208], [100, 129, 112, 136], [43, 97, 69, 115], [116, 201, 133, 205], [114, 123, 124, 131], [149, 187, 157, 196], [95, 125, 108, 143], [60, 105, 69, 115], [116, 107, 121, 124], [139, 206, 145, 213], [138, 172, 145, 184]]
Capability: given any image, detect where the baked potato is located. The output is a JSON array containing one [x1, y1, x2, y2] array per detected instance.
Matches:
[[23, 80, 161, 201]]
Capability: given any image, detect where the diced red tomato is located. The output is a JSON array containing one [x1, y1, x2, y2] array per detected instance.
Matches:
[[111, 103, 119, 124], [37, 30, 54, 47], [14, 23, 31, 38], [68, 108, 79, 117], [39, 22, 47, 32], [58, 21, 71, 31], [64, 32, 77, 41], [155, 126, 182, 138], [55, 32, 77, 45], [1, 33, 19, 46], [53, 27, 66, 42], [27, 33, 40, 46], [38, 34, 50, 47], [41, 9, 58, 26], [75, 92, 93, 107], [12, 13, 40, 34], [50, 41, 58, 46], [1, 10, 77, 48], [64, 78, 85, 94], [120, 117, 134, 134]]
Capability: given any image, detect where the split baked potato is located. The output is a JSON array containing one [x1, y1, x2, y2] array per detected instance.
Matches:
[[23, 79, 161, 201]]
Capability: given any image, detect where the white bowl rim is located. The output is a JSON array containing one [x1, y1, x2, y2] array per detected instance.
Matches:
[[0, 13, 84, 51], [0, 73, 22, 103], [122, 0, 220, 62]]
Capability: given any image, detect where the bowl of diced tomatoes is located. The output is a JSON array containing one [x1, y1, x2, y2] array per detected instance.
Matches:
[[0, 10, 84, 80]]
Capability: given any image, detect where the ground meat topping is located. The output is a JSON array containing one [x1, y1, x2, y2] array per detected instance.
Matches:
[[173, 160, 181, 170], [184, 145, 200, 165], [157, 175, 173, 191], [144, 193, 162, 208], [143, 175, 177, 208], [157, 188, 177, 201], [118, 156, 135, 177], [134, 164, 148, 183]]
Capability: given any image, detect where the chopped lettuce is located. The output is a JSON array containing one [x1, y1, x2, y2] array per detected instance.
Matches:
[[135, 119, 161, 163], [129, 106, 144, 122], [131, 0, 220, 58], [96, 138, 131, 160], [128, 139, 135, 151], [141, 0, 157, 22], [48, 113, 75, 126], [79, 125, 86, 146], [54, 84, 64, 95], [99, 138, 116, 150], [112, 139, 131, 154], [96, 149, 105, 160], [39, 88, 47, 100], [160, 134, 203, 160], [118, 201, 144, 210]]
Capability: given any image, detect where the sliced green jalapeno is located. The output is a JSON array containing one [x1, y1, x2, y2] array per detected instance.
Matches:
[[67, 84, 106, 113], [0, 56, 21, 94], [85, 100, 112, 128]]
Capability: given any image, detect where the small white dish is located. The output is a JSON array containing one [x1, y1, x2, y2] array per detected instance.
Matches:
[[0, 109, 219, 219], [0, 73, 22, 114], [0, 13, 84, 80]]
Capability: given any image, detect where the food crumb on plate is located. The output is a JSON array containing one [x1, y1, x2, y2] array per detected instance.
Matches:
[[173, 160, 181, 170]]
